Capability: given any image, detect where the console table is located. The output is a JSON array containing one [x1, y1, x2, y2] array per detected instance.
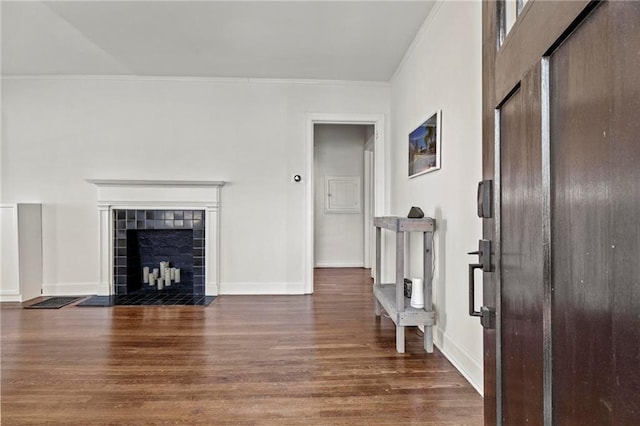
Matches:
[[373, 216, 436, 353]]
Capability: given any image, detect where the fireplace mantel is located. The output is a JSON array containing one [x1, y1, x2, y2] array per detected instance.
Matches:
[[86, 179, 226, 187], [87, 179, 225, 296]]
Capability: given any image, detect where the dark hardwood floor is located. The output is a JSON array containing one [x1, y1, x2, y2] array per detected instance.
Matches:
[[1, 268, 483, 425]]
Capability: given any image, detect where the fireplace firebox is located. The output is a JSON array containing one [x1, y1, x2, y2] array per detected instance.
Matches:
[[113, 209, 205, 295]]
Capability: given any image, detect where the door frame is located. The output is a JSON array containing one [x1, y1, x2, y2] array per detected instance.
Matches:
[[304, 113, 386, 294], [363, 148, 375, 271]]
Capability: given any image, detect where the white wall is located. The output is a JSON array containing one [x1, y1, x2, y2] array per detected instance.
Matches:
[[389, 1, 483, 392], [313, 124, 367, 267], [1, 77, 389, 295]]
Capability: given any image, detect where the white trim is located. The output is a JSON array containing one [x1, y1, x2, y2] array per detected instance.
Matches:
[[85, 179, 225, 187], [314, 262, 364, 268], [219, 281, 305, 295], [363, 151, 373, 269], [431, 326, 484, 395], [2, 75, 390, 87], [42, 282, 98, 296], [390, 0, 444, 83], [1, 205, 21, 299], [305, 113, 387, 295]]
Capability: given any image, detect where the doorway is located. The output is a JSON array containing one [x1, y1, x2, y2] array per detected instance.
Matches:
[[313, 124, 373, 269], [305, 114, 386, 294]]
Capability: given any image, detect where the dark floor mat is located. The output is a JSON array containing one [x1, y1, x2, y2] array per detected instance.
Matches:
[[77, 294, 216, 307], [24, 297, 83, 309]]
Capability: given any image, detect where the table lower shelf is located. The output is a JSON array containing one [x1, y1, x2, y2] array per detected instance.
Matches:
[[373, 283, 435, 327]]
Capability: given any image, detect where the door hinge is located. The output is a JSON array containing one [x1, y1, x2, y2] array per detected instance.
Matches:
[[477, 180, 493, 218]]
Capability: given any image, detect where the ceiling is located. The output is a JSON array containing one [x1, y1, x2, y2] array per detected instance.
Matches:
[[1, 1, 435, 81]]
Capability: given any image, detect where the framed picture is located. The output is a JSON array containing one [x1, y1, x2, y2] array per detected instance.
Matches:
[[408, 110, 441, 178]]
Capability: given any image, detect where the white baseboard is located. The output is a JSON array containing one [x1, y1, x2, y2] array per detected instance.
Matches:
[[431, 326, 483, 395], [42, 282, 99, 296], [314, 262, 364, 268], [96, 282, 111, 296], [219, 281, 306, 295], [0, 294, 22, 302]]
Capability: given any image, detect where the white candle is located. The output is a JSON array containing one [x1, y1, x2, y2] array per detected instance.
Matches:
[[149, 274, 156, 286], [175, 269, 181, 283], [170, 268, 176, 280], [143, 267, 149, 284], [153, 268, 159, 279], [160, 262, 166, 278], [157, 278, 164, 290], [165, 268, 172, 286]]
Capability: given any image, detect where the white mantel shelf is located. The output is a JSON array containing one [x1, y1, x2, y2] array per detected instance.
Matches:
[[86, 179, 226, 187]]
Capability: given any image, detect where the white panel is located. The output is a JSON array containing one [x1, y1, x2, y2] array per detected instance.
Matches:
[[325, 176, 361, 214], [17, 204, 43, 301], [0, 206, 20, 296]]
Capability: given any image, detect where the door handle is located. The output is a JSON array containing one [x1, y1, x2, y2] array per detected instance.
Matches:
[[467, 239, 495, 328], [469, 263, 483, 317]]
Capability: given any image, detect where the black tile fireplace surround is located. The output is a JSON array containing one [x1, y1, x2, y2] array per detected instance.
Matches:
[[113, 209, 205, 295]]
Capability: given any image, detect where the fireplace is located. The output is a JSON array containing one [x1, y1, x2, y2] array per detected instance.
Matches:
[[87, 179, 225, 296], [113, 209, 205, 295]]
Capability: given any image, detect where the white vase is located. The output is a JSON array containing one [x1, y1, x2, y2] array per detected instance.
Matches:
[[410, 277, 424, 308]]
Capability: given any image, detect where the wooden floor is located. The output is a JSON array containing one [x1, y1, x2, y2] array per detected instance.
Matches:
[[1, 268, 483, 425]]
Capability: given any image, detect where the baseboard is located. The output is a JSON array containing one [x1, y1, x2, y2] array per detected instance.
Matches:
[[0, 294, 22, 302], [432, 326, 484, 395], [96, 282, 111, 296], [42, 282, 100, 296], [314, 262, 364, 268], [219, 281, 306, 295]]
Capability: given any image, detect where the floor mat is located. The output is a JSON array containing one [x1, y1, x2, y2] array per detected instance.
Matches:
[[77, 293, 216, 307], [24, 297, 83, 309]]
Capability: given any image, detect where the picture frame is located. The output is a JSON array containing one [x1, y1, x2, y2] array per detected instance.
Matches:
[[408, 110, 441, 178]]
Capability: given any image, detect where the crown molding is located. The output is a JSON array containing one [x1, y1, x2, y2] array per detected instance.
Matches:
[[2, 74, 391, 87]]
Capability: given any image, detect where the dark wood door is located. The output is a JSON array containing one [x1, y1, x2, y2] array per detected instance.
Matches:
[[481, 1, 640, 424]]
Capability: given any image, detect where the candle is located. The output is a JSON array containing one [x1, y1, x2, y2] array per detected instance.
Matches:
[[152, 268, 159, 279], [175, 269, 181, 283], [160, 262, 166, 278], [170, 268, 176, 280], [149, 274, 156, 286], [165, 268, 172, 286], [143, 267, 149, 283], [157, 278, 164, 290]]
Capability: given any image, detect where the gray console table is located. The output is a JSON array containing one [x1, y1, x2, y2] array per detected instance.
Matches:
[[373, 216, 436, 353]]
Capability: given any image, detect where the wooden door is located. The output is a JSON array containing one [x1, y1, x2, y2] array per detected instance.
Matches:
[[481, 1, 640, 424]]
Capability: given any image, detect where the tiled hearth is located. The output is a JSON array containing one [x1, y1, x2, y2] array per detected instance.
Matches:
[[113, 209, 205, 295]]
